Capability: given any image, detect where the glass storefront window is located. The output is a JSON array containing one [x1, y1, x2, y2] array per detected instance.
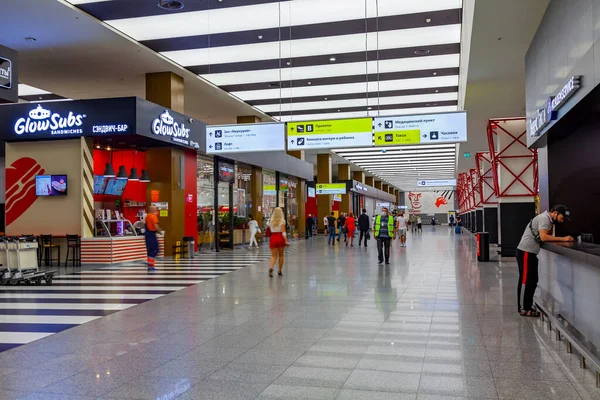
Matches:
[[236, 164, 252, 219], [197, 157, 215, 245], [262, 170, 276, 230]]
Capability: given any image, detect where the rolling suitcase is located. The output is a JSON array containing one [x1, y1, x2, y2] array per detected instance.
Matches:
[[455, 226, 462, 234]]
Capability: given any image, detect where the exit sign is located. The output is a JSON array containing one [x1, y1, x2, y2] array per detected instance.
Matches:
[[463, 152, 471, 158]]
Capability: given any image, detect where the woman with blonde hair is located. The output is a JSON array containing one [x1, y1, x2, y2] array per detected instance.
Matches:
[[267, 207, 288, 277]]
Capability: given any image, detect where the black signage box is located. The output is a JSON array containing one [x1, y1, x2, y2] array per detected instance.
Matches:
[[0, 44, 18, 104]]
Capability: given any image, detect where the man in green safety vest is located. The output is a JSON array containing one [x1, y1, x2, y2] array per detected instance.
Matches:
[[374, 207, 395, 264]]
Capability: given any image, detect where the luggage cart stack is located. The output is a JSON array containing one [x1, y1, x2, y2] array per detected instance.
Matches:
[[0, 237, 56, 285]]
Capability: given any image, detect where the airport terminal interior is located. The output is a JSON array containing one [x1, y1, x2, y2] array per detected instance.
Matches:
[[0, 0, 599, 399]]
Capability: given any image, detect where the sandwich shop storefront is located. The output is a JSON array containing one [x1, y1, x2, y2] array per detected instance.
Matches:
[[0, 97, 202, 264]]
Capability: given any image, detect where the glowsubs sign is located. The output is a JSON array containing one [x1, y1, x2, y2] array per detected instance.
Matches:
[[14, 104, 86, 135], [529, 76, 580, 137], [151, 110, 190, 145]]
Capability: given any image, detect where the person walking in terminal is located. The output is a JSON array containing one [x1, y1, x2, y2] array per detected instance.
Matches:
[[247, 214, 260, 249], [327, 212, 337, 246], [268, 207, 288, 278], [306, 214, 314, 238], [396, 211, 408, 247], [337, 213, 347, 242], [344, 212, 356, 247], [516, 205, 574, 317], [375, 207, 395, 264], [144, 205, 163, 272], [358, 208, 370, 248]]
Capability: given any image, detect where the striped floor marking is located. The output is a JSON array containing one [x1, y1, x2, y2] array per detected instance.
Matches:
[[0, 255, 268, 353]]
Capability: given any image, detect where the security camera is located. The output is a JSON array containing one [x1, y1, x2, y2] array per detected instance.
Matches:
[[188, 118, 194, 123]]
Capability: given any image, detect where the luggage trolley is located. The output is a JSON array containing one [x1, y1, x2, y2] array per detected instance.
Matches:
[[0, 237, 56, 285]]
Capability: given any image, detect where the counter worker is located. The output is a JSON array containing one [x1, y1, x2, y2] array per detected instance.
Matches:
[[145, 205, 164, 271], [374, 207, 395, 264], [516, 205, 574, 317]]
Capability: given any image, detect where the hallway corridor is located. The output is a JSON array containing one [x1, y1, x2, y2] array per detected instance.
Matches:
[[0, 228, 598, 399]]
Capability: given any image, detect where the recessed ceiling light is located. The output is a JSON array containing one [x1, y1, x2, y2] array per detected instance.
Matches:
[[157, 0, 185, 11], [426, 18, 432, 23], [258, 35, 263, 40], [337, 110, 341, 112], [25, 37, 36, 42], [367, 107, 372, 110], [307, 81, 312, 85], [435, 90, 439, 93], [433, 72, 438, 76], [286, 61, 291, 66], [329, 57, 336, 62], [414, 49, 430, 56], [324, 97, 328, 100]]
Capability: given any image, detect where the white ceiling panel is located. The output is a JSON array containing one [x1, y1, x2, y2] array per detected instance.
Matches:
[[275, 106, 458, 121]]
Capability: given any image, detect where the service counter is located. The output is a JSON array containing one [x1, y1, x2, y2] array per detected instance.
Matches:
[[536, 242, 600, 359], [81, 235, 164, 264]]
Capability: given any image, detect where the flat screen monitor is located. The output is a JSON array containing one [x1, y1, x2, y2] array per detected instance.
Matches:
[[93, 175, 108, 194], [104, 178, 128, 196], [36, 175, 52, 196], [50, 175, 67, 195]]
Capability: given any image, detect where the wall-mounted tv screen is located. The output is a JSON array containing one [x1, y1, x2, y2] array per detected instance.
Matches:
[[36, 175, 67, 196], [104, 178, 128, 196], [93, 175, 108, 194]]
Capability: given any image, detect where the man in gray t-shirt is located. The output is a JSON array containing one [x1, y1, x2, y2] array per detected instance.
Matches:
[[516, 205, 574, 317]]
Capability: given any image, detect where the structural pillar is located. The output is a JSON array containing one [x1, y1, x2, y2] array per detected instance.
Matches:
[[317, 154, 332, 232], [145, 71, 195, 255], [352, 171, 365, 183], [365, 176, 374, 187], [338, 164, 351, 215], [250, 166, 263, 231], [289, 151, 306, 239]]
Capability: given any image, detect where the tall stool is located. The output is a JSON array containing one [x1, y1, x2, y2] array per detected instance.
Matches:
[[65, 234, 81, 267], [40, 235, 60, 267]]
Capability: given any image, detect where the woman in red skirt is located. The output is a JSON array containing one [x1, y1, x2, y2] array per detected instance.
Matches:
[[268, 207, 288, 277], [345, 212, 356, 247]]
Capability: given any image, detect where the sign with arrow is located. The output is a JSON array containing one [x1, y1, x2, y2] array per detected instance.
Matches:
[[315, 183, 347, 195], [287, 118, 372, 150], [206, 122, 285, 154], [373, 112, 467, 147]]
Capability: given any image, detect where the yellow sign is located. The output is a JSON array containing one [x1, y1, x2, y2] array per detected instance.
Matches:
[[316, 183, 347, 195], [374, 130, 421, 146], [160, 210, 168, 217], [287, 118, 373, 150], [288, 118, 372, 136]]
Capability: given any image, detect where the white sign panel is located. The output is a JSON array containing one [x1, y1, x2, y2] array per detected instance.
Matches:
[[417, 179, 457, 187], [373, 112, 467, 146], [206, 123, 285, 154]]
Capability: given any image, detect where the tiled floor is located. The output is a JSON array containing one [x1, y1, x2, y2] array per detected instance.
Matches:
[[0, 247, 274, 352], [0, 228, 599, 399]]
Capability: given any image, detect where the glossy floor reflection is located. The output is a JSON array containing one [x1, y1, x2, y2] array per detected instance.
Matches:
[[0, 227, 599, 399]]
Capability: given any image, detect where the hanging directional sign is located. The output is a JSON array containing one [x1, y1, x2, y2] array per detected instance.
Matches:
[[373, 112, 467, 146], [316, 183, 347, 195], [287, 118, 372, 150], [206, 122, 285, 154], [417, 179, 457, 187]]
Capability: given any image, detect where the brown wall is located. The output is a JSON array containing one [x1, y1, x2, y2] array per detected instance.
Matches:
[[5, 139, 83, 236]]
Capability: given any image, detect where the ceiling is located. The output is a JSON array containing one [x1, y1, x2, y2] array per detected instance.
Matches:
[[459, 0, 549, 172], [64, 0, 466, 191], [68, 0, 463, 123]]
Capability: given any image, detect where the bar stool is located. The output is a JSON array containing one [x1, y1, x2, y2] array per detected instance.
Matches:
[[65, 234, 81, 267], [40, 235, 60, 267]]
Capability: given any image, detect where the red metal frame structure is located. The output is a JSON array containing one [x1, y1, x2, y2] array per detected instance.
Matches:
[[470, 168, 482, 209], [457, 172, 472, 214], [487, 118, 538, 197], [475, 152, 498, 205]]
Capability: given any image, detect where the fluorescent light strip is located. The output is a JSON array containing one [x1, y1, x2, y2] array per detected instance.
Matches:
[[339, 149, 456, 157], [349, 156, 456, 163], [258, 93, 458, 113], [334, 143, 457, 153], [344, 152, 456, 159], [204, 54, 460, 86], [275, 106, 458, 121], [360, 164, 456, 168], [18, 84, 51, 96], [233, 76, 459, 101], [163, 25, 461, 66], [106, 0, 461, 42]]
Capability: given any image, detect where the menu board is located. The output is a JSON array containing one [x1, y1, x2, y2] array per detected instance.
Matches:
[[104, 178, 128, 196], [93, 176, 108, 194]]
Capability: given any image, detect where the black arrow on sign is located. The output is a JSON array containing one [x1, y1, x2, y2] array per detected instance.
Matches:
[[291, 139, 295, 144], [209, 145, 213, 149], [209, 132, 212, 136], [378, 123, 382, 127], [290, 127, 295, 132]]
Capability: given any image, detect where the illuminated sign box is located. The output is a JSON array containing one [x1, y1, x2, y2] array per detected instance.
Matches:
[[316, 183, 347, 195], [417, 179, 457, 187], [206, 122, 285, 154], [373, 112, 467, 147], [287, 118, 372, 150]]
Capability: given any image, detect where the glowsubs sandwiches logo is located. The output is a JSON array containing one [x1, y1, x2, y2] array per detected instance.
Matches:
[[152, 110, 190, 145], [14, 104, 86, 135]]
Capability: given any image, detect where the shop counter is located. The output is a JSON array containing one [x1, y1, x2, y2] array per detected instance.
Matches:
[[536, 242, 600, 360], [81, 236, 164, 264]]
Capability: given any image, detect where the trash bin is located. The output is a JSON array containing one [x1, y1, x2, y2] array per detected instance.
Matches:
[[183, 236, 195, 259], [476, 232, 489, 262]]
